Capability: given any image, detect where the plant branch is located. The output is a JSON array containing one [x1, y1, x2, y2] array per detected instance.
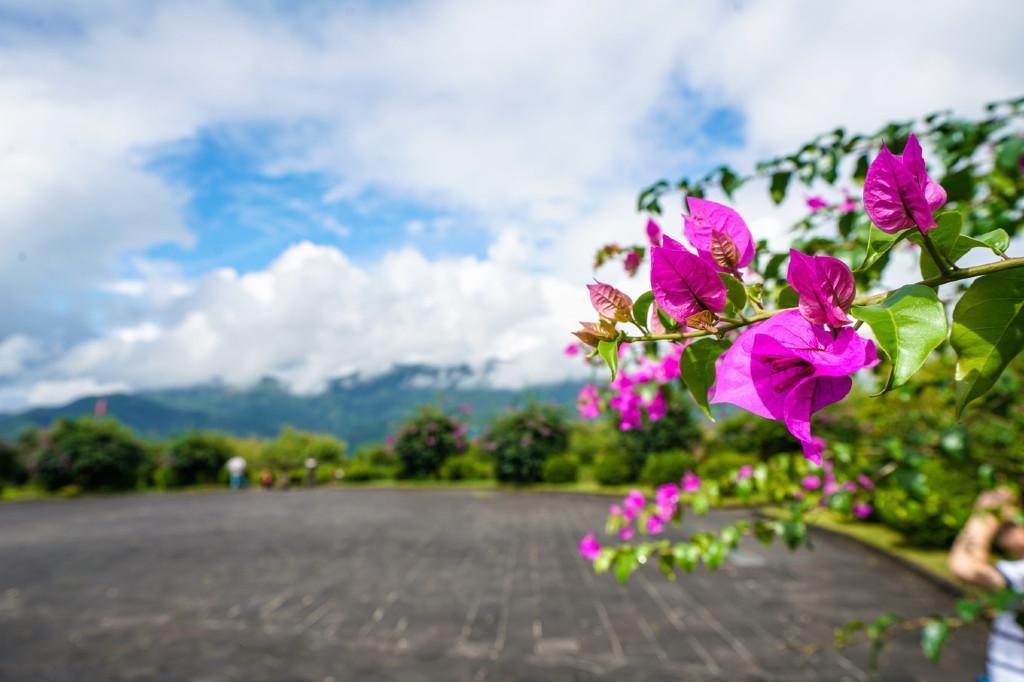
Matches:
[[622, 256, 1024, 343]]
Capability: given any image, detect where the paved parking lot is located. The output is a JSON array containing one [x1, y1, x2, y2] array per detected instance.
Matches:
[[0, 488, 986, 680]]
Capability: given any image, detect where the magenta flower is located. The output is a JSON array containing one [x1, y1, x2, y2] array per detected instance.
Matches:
[[646, 218, 663, 247], [842, 481, 857, 492], [736, 465, 754, 480], [683, 197, 755, 274], [563, 343, 581, 357], [623, 490, 645, 515], [839, 190, 858, 214], [609, 504, 622, 517], [806, 195, 828, 212], [655, 482, 680, 509], [681, 470, 701, 493], [624, 250, 641, 276], [853, 503, 872, 519], [645, 391, 667, 422], [802, 475, 821, 491], [578, 532, 602, 561], [787, 249, 856, 328], [857, 474, 875, 491], [576, 384, 601, 420], [863, 133, 947, 234], [710, 310, 878, 465], [619, 526, 635, 541], [650, 236, 727, 326], [646, 515, 665, 535], [823, 480, 840, 496]]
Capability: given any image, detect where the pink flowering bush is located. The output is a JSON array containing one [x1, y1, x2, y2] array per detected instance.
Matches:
[[393, 408, 468, 479], [482, 404, 569, 484]]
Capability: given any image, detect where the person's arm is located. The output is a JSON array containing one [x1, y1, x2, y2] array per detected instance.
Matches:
[[950, 512, 1006, 589]]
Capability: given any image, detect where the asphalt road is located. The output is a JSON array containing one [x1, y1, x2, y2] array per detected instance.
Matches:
[[0, 488, 986, 681]]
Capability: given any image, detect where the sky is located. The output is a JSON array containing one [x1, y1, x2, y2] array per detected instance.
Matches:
[[1, 0, 1022, 410]]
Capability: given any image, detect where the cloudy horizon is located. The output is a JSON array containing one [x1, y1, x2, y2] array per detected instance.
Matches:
[[1, 0, 1022, 411]]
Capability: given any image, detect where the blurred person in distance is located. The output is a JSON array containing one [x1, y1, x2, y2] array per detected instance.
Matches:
[[950, 488, 1024, 682]]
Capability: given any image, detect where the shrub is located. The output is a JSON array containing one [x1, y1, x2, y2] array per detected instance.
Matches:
[[0, 440, 28, 488], [165, 431, 235, 486], [542, 455, 579, 484], [873, 459, 979, 548], [439, 455, 492, 481], [696, 450, 761, 484], [34, 418, 150, 491], [353, 442, 398, 467], [485, 404, 570, 484], [618, 399, 701, 477], [394, 408, 467, 478], [641, 451, 697, 486], [594, 452, 633, 486], [343, 460, 389, 482], [709, 412, 796, 458], [261, 427, 347, 470], [568, 421, 619, 465]]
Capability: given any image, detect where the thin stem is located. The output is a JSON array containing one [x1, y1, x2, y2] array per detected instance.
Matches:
[[623, 256, 1024, 343], [919, 230, 955, 275]]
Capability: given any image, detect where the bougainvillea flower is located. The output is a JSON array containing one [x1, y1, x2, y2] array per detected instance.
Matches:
[[609, 504, 622, 517], [801, 475, 821, 491], [805, 195, 828, 212], [646, 515, 664, 535], [576, 384, 601, 420], [863, 133, 947, 234], [623, 250, 641, 276], [645, 391, 667, 422], [646, 218, 663, 247], [786, 249, 856, 328], [681, 471, 701, 493], [623, 490, 645, 514], [839, 190, 858, 214], [619, 526, 635, 541], [856, 474, 875, 491], [853, 503, 872, 519], [736, 465, 754, 480], [563, 343, 581, 357], [578, 532, 601, 560], [710, 310, 878, 465], [650, 235, 727, 325], [683, 197, 755, 274], [655, 483, 680, 510], [588, 281, 633, 322]]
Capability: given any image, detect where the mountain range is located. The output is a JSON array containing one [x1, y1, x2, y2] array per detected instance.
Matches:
[[0, 365, 587, 447]]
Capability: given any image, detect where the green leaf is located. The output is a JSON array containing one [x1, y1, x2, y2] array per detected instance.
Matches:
[[769, 171, 791, 204], [955, 599, 984, 623], [776, 284, 800, 309], [691, 493, 709, 515], [658, 553, 676, 581], [850, 285, 948, 389], [681, 338, 731, 421], [719, 166, 740, 198], [718, 273, 747, 311], [853, 154, 869, 183], [632, 291, 654, 329], [656, 306, 676, 332], [702, 540, 726, 570], [920, 618, 950, 663], [672, 543, 700, 572], [950, 269, 1024, 416], [858, 228, 904, 272], [597, 340, 620, 381], [907, 212, 961, 279], [593, 548, 615, 575], [781, 520, 806, 549], [613, 550, 638, 584]]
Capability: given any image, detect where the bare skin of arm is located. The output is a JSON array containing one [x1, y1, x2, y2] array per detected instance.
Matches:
[[949, 488, 1017, 590]]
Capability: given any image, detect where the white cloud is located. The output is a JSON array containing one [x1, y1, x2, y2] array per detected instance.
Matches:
[[1, 0, 1022, 408], [26, 378, 131, 407], [49, 241, 591, 395], [0, 336, 42, 377]]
